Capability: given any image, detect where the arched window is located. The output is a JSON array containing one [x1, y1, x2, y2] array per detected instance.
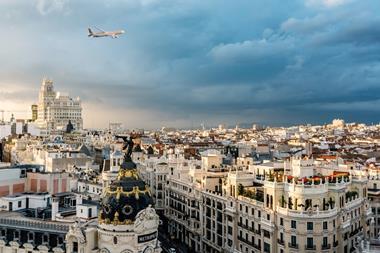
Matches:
[[28, 232, 34, 242]]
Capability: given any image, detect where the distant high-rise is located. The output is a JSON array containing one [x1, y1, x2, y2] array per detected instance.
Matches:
[[36, 78, 83, 131]]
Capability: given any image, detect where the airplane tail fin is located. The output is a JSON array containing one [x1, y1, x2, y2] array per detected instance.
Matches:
[[88, 28, 93, 37]]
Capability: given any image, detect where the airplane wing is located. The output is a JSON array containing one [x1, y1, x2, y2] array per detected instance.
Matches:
[[94, 26, 106, 32]]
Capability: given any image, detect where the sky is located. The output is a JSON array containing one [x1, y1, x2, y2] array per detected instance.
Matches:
[[0, 0, 379, 129]]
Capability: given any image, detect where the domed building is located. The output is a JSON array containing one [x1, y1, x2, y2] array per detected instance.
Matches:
[[66, 146, 162, 253]]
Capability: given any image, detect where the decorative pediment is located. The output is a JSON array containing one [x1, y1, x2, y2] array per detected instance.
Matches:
[[9, 241, 20, 248], [99, 248, 110, 253], [23, 243, 34, 250], [37, 245, 49, 253], [66, 221, 86, 244], [52, 247, 65, 253], [120, 250, 133, 253], [134, 205, 160, 233]]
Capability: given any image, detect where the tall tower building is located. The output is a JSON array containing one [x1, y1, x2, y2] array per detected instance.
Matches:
[[36, 78, 83, 132]]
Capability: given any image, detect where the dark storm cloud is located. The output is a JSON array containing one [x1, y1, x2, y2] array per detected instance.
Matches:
[[0, 0, 379, 128]]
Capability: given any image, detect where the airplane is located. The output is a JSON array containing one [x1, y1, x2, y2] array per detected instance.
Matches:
[[88, 27, 125, 38]]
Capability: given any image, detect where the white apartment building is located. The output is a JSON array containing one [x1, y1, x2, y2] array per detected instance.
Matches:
[[139, 149, 200, 215], [235, 156, 372, 253], [36, 78, 83, 132], [137, 150, 374, 253], [367, 167, 380, 238]]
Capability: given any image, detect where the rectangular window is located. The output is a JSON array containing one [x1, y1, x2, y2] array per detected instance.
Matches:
[[307, 222, 313, 230], [291, 235, 297, 245], [264, 242, 270, 253], [323, 221, 328, 230], [280, 217, 283, 226], [291, 220, 296, 229], [323, 237, 328, 246], [73, 242, 78, 253], [307, 237, 314, 248]]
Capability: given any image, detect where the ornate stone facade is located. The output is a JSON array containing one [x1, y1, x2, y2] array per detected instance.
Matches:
[[65, 145, 161, 253], [36, 78, 83, 132]]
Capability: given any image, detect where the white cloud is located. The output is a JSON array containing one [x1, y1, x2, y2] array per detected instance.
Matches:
[[305, 0, 352, 8], [35, 0, 68, 15], [281, 15, 330, 33], [209, 36, 294, 62]]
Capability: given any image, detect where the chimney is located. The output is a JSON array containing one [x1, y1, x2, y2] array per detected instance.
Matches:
[[51, 196, 59, 221], [76, 194, 83, 205]]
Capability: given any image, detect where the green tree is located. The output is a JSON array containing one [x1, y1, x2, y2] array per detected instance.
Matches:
[[237, 184, 244, 195]]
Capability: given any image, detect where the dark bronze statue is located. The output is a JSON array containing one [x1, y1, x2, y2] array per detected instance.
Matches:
[[122, 136, 134, 160]]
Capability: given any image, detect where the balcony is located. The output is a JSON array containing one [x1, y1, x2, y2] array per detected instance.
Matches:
[[322, 244, 331, 250], [238, 222, 255, 233], [238, 222, 248, 229], [342, 218, 351, 229], [277, 239, 285, 246], [253, 244, 261, 250], [260, 218, 275, 231], [350, 227, 362, 237], [288, 243, 299, 249], [276, 206, 338, 219], [345, 198, 363, 210], [284, 181, 329, 195], [305, 245, 316, 251], [333, 241, 339, 247], [0, 217, 70, 233], [368, 188, 380, 193], [237, 236, 254, 247]]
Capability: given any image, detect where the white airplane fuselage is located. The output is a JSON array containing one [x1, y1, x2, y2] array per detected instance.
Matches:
[[88, 28, 125, 38]]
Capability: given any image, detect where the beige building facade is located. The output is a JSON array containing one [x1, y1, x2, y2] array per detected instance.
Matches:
[[36, 78, 83, 132]]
